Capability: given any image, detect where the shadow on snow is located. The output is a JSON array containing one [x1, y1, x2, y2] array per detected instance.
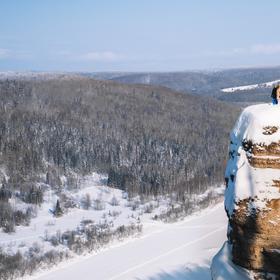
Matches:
[[135, 265, 211, 280]]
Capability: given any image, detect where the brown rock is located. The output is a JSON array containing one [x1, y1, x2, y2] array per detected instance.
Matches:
[[229, 141, 280, 276], [212, 105, 280, 280], [248, 155, 280, 169]]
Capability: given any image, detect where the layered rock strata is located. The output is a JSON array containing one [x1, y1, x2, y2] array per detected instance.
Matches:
[[212, 104, 280, 279]]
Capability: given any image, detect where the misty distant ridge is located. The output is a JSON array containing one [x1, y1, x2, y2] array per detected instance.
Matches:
[[2, 66, 280, 104], [88, 66, 280, 104], [0, 71, 82, 80], [3, 65, 280, 81]]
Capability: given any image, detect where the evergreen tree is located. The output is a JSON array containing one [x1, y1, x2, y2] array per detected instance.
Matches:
[[53, 199, 63, 217]]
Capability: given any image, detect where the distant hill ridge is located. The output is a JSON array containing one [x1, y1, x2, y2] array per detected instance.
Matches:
[[90, 66, 280, 103], [0, 71, 82, 80], [2, 66, 280, 103]]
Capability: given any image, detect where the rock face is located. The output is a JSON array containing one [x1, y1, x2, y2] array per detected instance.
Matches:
[[211, 104, 280, 279]]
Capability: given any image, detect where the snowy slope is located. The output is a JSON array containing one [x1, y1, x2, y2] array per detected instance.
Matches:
[[25, 203, 227, 280], [1, 171, 225, 279], [0, 173, 156, 255], [221, 79, 280, 93]]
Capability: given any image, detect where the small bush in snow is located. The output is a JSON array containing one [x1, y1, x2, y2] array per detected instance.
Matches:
[[81, 193, 92, 210], [60, 193, 77, 209], [110, 195, 119, 206], [27, 242, 41, 258], [93, 198, 105, 211], [50, 236, 60, 247], [144, 203, 154, 214], [46, 220, 55, 226], [0, 202, 33, 232], [122, 192, 128, 199], [126, 200, 140, 211], [108, 210, 121, 218], [81, 219, 94, 226]]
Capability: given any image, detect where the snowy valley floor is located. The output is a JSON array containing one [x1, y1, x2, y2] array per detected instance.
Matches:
[[27, 202, 227, 280]]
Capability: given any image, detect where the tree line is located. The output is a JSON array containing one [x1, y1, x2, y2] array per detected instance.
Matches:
[[0, 77, 239, 228]]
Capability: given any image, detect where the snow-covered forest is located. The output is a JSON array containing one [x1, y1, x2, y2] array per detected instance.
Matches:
[[0, 76, 238, 278]]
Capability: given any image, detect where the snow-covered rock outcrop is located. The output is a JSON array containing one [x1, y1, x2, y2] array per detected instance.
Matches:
[[211, 104, 280, 279]]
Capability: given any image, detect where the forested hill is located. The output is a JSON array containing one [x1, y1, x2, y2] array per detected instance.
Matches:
[[0, 77, 239, 201], [90, 66, 280, 103]]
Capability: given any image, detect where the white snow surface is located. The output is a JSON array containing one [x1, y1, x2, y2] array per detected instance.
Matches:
[[225, 104, 280, 216], [0, 173, 150, 254], [211, 241, 252, 280], [0, 171, 226, 280], [231, 103, 280, 145], [26, 203, 227, 280], [221, 79, 280, 92]]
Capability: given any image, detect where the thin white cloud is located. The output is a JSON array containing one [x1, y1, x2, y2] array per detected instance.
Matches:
[[78, 51, 124, 62], [0, 48, 32, 60], [203, 43, 280, 58], [251, 44, 280, 55], [202, 48, 246, 57], [56, 50, 126, 62], [0, 48, 10, 59]]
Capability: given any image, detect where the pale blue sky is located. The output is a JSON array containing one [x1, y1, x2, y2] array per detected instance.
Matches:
[[1, 0, 280, 71]]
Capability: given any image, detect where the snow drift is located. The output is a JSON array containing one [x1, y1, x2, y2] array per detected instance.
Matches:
[[221, 79, 280, 93]]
